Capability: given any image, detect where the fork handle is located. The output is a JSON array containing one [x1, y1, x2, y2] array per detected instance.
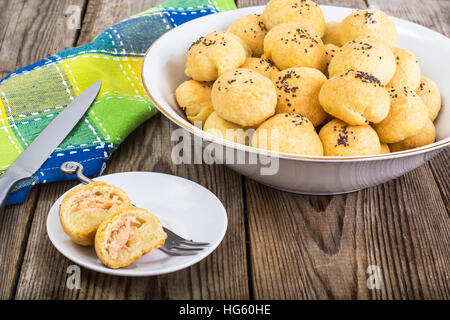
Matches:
[[60, 162, 93, 185]]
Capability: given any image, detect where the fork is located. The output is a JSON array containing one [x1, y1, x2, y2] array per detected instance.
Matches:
[[60, 161, 209, 256]]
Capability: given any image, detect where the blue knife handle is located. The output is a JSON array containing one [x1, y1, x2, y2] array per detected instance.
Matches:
[[0, 166, 31, 211]]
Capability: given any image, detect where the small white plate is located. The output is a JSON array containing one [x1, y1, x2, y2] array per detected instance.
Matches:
[[46, 172, 228, 277]]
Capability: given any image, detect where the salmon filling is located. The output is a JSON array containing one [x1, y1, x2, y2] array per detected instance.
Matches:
[[106, 217, 140, 259], [75, 192, 121, 211]]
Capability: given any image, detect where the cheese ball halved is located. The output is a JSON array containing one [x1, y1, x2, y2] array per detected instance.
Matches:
[[264, 22, 326, 71], [319, 69, 390, 125], [322, 21, 341, 46], [273, 67, 327, 126], [389, 118, 436, 152], [59, 182, 131, 246], [240, 57, 279, 80], [262, 0, 326, 36], [175, 80, 213, 127], [211, 69, 276, 127], [319, 119, 381, 156], [203, 112, 252, 145], [95, 207, 166, 269], [252, 113, 323, 156], [328, 37, 396, 85], [338, 9, 397, 46], [185, 31, 248, 81], [374, 86, 429, 143], [228, 14, 267, 57], [387, 47, 421, 90], [416, 76, 442, 121]]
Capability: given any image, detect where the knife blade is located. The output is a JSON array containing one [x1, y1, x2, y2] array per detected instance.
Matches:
[[0, 80, 101, 209]]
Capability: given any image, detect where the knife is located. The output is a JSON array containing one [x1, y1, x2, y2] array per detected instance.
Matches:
[[0, 80, 101, 209]]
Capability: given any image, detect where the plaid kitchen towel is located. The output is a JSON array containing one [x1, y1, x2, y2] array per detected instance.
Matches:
[[0, 0, 237, 205]]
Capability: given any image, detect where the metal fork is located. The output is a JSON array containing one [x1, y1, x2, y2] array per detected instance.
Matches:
[[60, 161, 209, 256]]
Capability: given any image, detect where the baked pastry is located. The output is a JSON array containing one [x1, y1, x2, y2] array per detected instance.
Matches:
[[264, 22, 326, 71], [373, 86, 429, 143], [95, 207, 166, 269], [175, 80, 213, 127], [273, 67, 327, 126], [59, 182, 131, 246], [416, 76, 442, 121], [211, 68, 276, 126], [228, 14, 267, 57], [328, 37, 396, 85], [240, 56, 279, 80], [389, 118, 436, 152], [319, 119, 381, 156], [380, 143, 390, 154], [387, 47, 421, 90], [324, 43, 340, 77], [185, 31, 249, 81], [338, 9, 397, 46], [319, 69, 390, 125], [262, 0, 326, 37], [251, 113, 323, 156], [203, 112, 252, 145], [322, 21, 341, 46]]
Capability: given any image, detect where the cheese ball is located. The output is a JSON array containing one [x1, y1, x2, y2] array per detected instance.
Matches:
[[185, 31, 248, 81], [380, 143, 390, 154], [328, 38, 396, 85], [228, 14, 267, 57], [273, 67, 327, 126], [416, 76, 442, 121], [319, 119, 381, 156], [324, 43, 340, 77], [389, 118, 436, 152], [388, 47, 421, 90], [240, 57, 279, 80], [175, 80, 213, 127], [374, 86, 429, 143], [322, 21, 341, 46], [252, 113, 323, 156], [262, 0, 326, 37], [203, 112, 252, 145], [264, 22, 326, 71], [338, 9, 397, 46], [319, 69, 390, 125], [211, 69, 276, 127]]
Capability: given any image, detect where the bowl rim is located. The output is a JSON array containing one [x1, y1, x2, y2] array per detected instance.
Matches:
[[141, 4, 450, 163]]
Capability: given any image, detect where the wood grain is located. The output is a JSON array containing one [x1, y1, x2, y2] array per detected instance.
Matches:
[[0, 0, 86, 299], [14, 0, 249, 299]]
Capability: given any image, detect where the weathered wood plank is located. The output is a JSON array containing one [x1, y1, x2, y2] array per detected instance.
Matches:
[[14, 0, 249, 299], [0, 0, 86, 299], [241, 0, 449, 299]]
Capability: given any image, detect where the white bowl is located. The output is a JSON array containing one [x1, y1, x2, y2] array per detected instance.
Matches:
[[141, 5, 449, 195]]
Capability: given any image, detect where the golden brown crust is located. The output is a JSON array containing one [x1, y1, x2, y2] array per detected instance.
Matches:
[[338, 9, 397, 46], [252, 113, 323, 156], [416, 76, 442, 121], [264, 22, 326, 71], [175, 80, 213, 127], [319, 69, 390, 125], [273, 67, 328, 126], [59, 182, 131, 246], [95, 207, 166, 269], [319, 119, 381, 156], [228, 14, 267, 57]]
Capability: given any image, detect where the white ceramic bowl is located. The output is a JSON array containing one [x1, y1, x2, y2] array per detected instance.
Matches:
[[141, 5, 449, 195]]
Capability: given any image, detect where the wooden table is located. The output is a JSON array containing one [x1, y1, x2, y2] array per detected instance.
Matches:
[[0, 0, 448, 300]]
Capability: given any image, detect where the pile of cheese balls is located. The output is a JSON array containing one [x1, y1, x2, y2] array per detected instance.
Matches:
[[175, 0, 442, 156]]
